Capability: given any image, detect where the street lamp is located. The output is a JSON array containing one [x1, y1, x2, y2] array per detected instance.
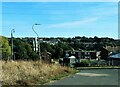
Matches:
[[11, 29, 15, 60], [32, 23, 41, 60]]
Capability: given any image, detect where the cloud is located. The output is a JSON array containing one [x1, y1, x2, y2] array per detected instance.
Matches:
[[46, 17, 99, 28]]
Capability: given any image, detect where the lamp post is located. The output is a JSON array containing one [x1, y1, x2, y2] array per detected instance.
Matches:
[[32, 23, 41, 60], [11, 29, 15, 60]]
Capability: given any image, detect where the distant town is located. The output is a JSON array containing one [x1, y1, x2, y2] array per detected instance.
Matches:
[[1, 36, 120, 67]]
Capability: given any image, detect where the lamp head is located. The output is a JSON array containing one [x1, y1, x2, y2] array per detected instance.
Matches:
[[35, 23, 41, 25], [11, 29, 15, 33]]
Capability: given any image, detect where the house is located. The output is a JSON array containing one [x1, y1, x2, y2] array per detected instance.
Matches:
[[64, 50, 81, 63], [108, 53, 120, 66], [104, 46, 118, 52], [62, 50, 100, 66], [61, 56, 76, 67], [96, 51, 101, 60], [81, 51, 97, 59], [60, 50, 81, 67], [81, 42, 96, 47]]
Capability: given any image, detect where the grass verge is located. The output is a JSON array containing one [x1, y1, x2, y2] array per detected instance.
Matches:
[[1, 60, 77, 85]]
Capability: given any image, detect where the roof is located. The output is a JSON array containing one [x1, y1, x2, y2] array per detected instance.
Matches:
[[47, 52, 52, 55], [109, 53, 120, 59], [68, 56, 76, 59]]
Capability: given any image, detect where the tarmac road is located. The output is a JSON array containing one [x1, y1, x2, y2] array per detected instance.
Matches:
[[48, 69, 120, 85]]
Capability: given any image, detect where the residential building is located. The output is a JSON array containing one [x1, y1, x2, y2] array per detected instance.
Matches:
[[108, 53, 120, 66]]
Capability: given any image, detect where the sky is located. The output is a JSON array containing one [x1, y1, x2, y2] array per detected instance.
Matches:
[[2, 2, 118, 38]]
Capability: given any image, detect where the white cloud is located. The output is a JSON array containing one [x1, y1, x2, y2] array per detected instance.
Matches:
[[46, 17, 99, 28]]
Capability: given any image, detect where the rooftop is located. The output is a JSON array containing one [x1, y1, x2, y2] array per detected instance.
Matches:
[[109, 53, 120, 59]]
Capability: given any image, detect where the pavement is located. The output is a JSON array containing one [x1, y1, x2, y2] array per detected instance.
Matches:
[[48, 69, 120, 86]]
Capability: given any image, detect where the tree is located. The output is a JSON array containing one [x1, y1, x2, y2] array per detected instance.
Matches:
[[100, 47, 109, 60], [67, 38, 72, 43], [81, 36, 89, 42], [55, 47, 63, 58], [13, 38, 39, 60], [93, 36, 100, 43], [0, 36, 11, 60]]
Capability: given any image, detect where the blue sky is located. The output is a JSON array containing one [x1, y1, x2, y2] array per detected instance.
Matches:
[[2, 2, 118, 38]]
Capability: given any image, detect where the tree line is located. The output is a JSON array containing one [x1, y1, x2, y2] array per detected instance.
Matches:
[[1, 36, 120, 60]]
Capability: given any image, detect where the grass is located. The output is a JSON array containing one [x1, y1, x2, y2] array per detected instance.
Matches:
[[1, 60, 76, 85], [76, 66, 120, 70], [83, 66, 120, 68]]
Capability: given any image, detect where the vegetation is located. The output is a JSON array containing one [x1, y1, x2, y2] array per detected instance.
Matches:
[[1, 61, 76, 85], [12, 38, 39, 60], [80, 60, 91, 67], [0, 36, 120, 85], [40, 42, 72, 59], [0, 36, 11, 60], [0, 36, 77, 85], [1, 36, 120, 60]]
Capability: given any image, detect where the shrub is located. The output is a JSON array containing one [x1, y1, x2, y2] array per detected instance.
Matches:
[[74, 60, 91, 67]]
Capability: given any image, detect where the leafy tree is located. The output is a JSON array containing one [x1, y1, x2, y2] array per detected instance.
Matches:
[[81, 36, 89, 42], [55, 47, 63, 58], [0, 36, 11, 60], [100, 47, 109, 60], [93, 36, 100, 43], [13, 38, 39, 60], [67, 38, 72, 43], [29, 51, 39, 60]]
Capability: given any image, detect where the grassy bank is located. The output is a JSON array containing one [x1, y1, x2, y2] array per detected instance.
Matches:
[[1, 61, 77, 85]]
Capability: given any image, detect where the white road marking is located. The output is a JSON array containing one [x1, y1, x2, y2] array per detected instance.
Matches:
[[76, 73, 110, 77]]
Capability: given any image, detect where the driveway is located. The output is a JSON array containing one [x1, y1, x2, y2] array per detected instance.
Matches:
[[48, 69, 120, 85]]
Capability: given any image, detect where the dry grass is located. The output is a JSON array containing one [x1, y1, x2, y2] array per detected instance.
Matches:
[[1, 60, 76, 85]]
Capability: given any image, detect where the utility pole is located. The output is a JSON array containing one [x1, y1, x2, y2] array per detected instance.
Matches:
[[11, 29, 15, 60], [32, 23, 41, 60]]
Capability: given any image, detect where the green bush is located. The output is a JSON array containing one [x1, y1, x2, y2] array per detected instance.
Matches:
[[80, 60, 91, 67]]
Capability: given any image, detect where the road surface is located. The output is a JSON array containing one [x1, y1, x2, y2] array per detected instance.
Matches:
[[48, 69, 120, 85]]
